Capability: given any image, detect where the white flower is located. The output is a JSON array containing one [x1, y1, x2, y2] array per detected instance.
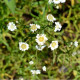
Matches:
[[19, 42, 29, 51], [7, 22, 17, 31], [30, 70, 41, 75], [47, 14, 56, 22], [49, 41, 58, 50], [72, 52, 77, 56], [70, 42, 73, 45], [74, 41, 78, 47], [77, 50, 80, 54], [36, 70, 41, 74], [54, 22, 62, 32], [30, 70, 36, 75], [19, 77, 24, 80], [53, 0, 60, 4], [36, 45, 46, 51], [60, 0, 66, 3], [42, 66, 46, 71], [56, 5, 59, 9], [35, 34, 48, 45], [16, 21, 18, 23], [48, 0, 53, 4], [30, 24, 40, 32], [29, 61, 34, 65]]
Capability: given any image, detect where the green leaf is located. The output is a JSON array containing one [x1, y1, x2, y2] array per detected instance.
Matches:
[[4, 0, 16, 14], [78, 0, 80, 2]]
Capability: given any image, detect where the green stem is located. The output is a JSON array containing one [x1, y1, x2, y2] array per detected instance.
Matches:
[[36, 50, 38, 67], [53, 50, 56, 64]]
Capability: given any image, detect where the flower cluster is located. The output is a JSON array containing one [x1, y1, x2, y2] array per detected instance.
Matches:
[[7, 8, 78, 52], [6, 0, 79, 77], [47, 14, 62, 32], [29, 60, 46, 75]]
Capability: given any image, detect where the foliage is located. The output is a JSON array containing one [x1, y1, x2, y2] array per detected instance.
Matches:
[[0, 0, 80, 79]]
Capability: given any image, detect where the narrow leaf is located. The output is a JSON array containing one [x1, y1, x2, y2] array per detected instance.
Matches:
[[4, 0, 16, 14]]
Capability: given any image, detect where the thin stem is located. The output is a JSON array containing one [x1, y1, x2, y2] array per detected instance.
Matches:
[[36, 50, 38, 67], [53, 50, 56, 64]]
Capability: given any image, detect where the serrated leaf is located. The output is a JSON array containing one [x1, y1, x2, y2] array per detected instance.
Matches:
[[4, 0, 16, 14]]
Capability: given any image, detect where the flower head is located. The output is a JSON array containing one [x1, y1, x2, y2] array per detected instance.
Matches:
[[30, 70, 41, 75], [35, 34, 48, 45], [74, 41, 78, 47], [42, 66, 46, 71], [47, 14, 56, 22], [53, 0, 60, 4], [60, 0, 66, 3], [56, 5, 59, 9], [30, 70, 36, 75], [7, 22, 17, 31], [35, 45, 46, 51], [48, 0, 53, 4], [36, 70, 41, 74], [30, 24, 40, 32], [29, 61, 34, 65], [54, 22, 62, 32], [49, 41, 58, 50], [19, 42, 29, 51]]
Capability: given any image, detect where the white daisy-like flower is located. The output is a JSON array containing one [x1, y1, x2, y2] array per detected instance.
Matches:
[[19, 42, 29, 51], [60, 0, 66, 3], [30, 70, 41, 75], [48, 0, 53, 4], [7, 22, 17, 31], [30, 24, 40, 32], [42, 66, 46, 71], [29, 61, 34, 65], [30, 70, 36, 75], [35, 34, 48, 45], [36, 70, 41, 74], [49, 41, 58, 50], [74, 41, 78, 47], [47, 14, 56, 22], [53, 0, 60, 4], [35, 45, 46, 51], [54, 22, 62, 32]]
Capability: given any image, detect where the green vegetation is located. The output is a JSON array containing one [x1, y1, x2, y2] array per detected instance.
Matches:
[[0, 0, 80, 79]]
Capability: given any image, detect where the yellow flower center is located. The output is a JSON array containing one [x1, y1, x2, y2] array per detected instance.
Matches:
[[51, 42, 56, 48], [31, 24, 37, 30], [39, 36, 44, 42], [56, 25, 59, 29], [21, 44, 27, 49], [48, 14, 53, 20], [10, 25, 14, 29]]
